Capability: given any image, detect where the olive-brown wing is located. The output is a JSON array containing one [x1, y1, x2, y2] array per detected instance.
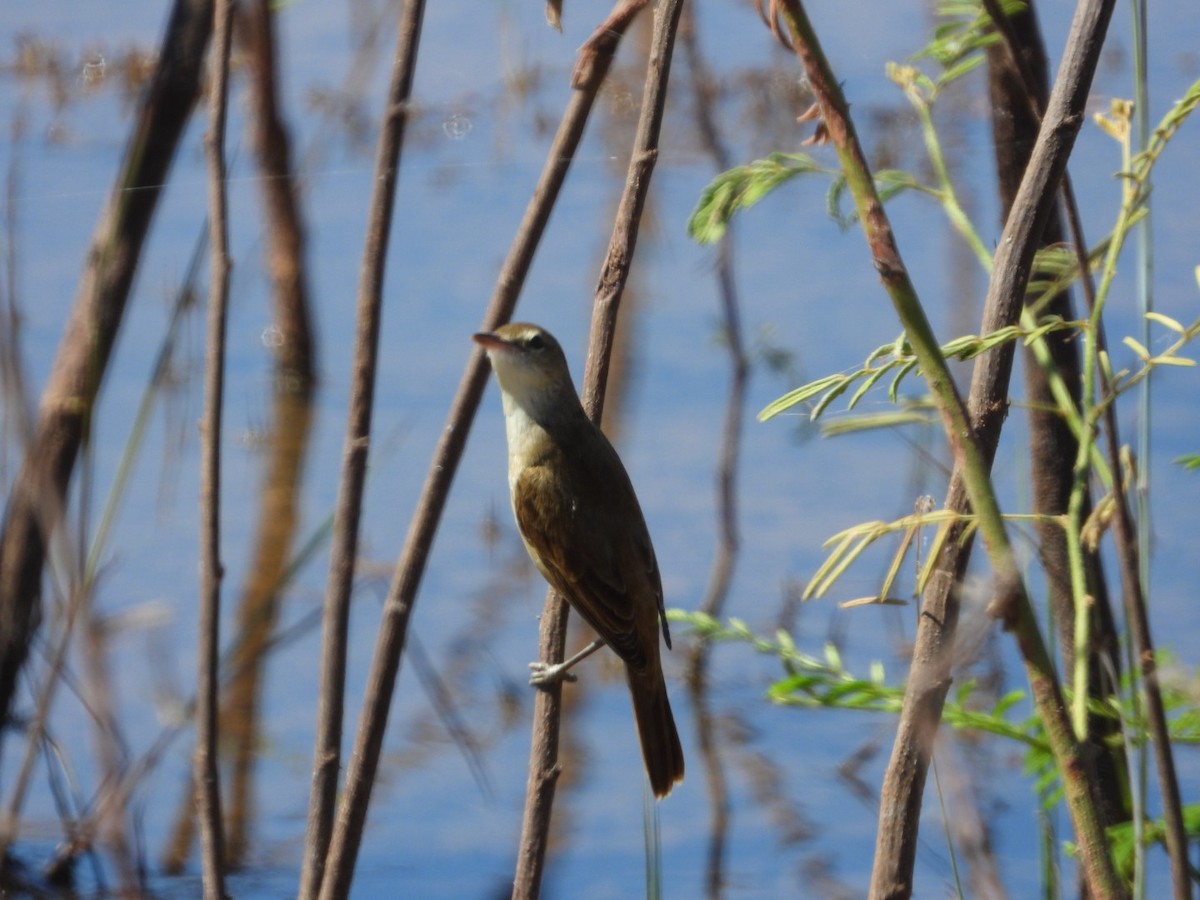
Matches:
[[513, 460, 659, 671]]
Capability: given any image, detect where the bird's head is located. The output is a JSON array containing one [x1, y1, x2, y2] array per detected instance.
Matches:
[[473, 323, 577, 420]]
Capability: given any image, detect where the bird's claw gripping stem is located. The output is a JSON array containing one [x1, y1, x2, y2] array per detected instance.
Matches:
[[528, 661, 578, 685]]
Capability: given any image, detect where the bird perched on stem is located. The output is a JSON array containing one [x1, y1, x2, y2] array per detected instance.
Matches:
[[473, 322, 684, 798]]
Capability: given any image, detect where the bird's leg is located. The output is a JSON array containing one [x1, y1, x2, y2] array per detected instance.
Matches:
[[529, 638, 605, 686]]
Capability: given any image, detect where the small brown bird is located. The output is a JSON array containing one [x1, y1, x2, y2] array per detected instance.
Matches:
[[473, 322, 684, 798]]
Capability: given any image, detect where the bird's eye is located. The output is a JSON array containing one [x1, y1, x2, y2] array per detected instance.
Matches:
[[527, 334, 545, 350]]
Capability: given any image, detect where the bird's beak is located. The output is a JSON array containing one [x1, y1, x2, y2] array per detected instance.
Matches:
[[473, 332, 510, 352], [470, 328, 499, 348]]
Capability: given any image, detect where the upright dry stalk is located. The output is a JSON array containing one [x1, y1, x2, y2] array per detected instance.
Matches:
[[297, 1, 426, 896], [1098, 369, 1188, 898], [511, 2, 686, 897], [313, 8, 639, 899], [195, 0, 234, 895]]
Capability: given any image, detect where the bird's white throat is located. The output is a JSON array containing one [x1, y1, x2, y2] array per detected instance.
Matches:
[[498, 389, 551, 495], [486, 347, 573, 494]]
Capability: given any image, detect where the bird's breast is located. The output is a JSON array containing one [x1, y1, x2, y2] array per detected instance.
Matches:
[[501, 399, 553, 494]]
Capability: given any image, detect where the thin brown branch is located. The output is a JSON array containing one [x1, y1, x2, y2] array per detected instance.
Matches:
[[512, 3, 687, 896], [195, 0, 234, 894], [1060, 76, 1188, 900], [580, 0, 685, 406], [573, 0, 651, 88], [1060, 111, 1187, 900], [1099, 399, 1188, 896], [313, 7, 639, 899], [299, 1, 426, 896]]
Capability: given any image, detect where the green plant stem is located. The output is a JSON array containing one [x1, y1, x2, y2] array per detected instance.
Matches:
[[1055, 73, 1199, 900], [892, 8, 1200, 887], [892, 71, 1098, 738], [1128, 23, 1153, 889], [1060, 112, 1138, 744], [771, 1, 1123, 896], [901, 62, 1200, 768], [894, 63, 1111, 500], [1066, 462, 1092, 737], [892, 68, 993, 272], [894, 65, 1113, 503], [1081, 85, 1198, 900]]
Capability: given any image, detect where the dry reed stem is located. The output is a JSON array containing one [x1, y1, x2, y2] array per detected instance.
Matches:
[[297, 2, 427, 896], [852, 0, 1124, 893], [195, 0, 234, 894], [512, 2, 686, 897]]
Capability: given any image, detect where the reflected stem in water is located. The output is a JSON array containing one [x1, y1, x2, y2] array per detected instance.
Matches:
[[678, 6, 749, 897]]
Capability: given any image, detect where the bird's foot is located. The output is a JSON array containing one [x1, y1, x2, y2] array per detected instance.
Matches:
[[528, 661, 578, 686]]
